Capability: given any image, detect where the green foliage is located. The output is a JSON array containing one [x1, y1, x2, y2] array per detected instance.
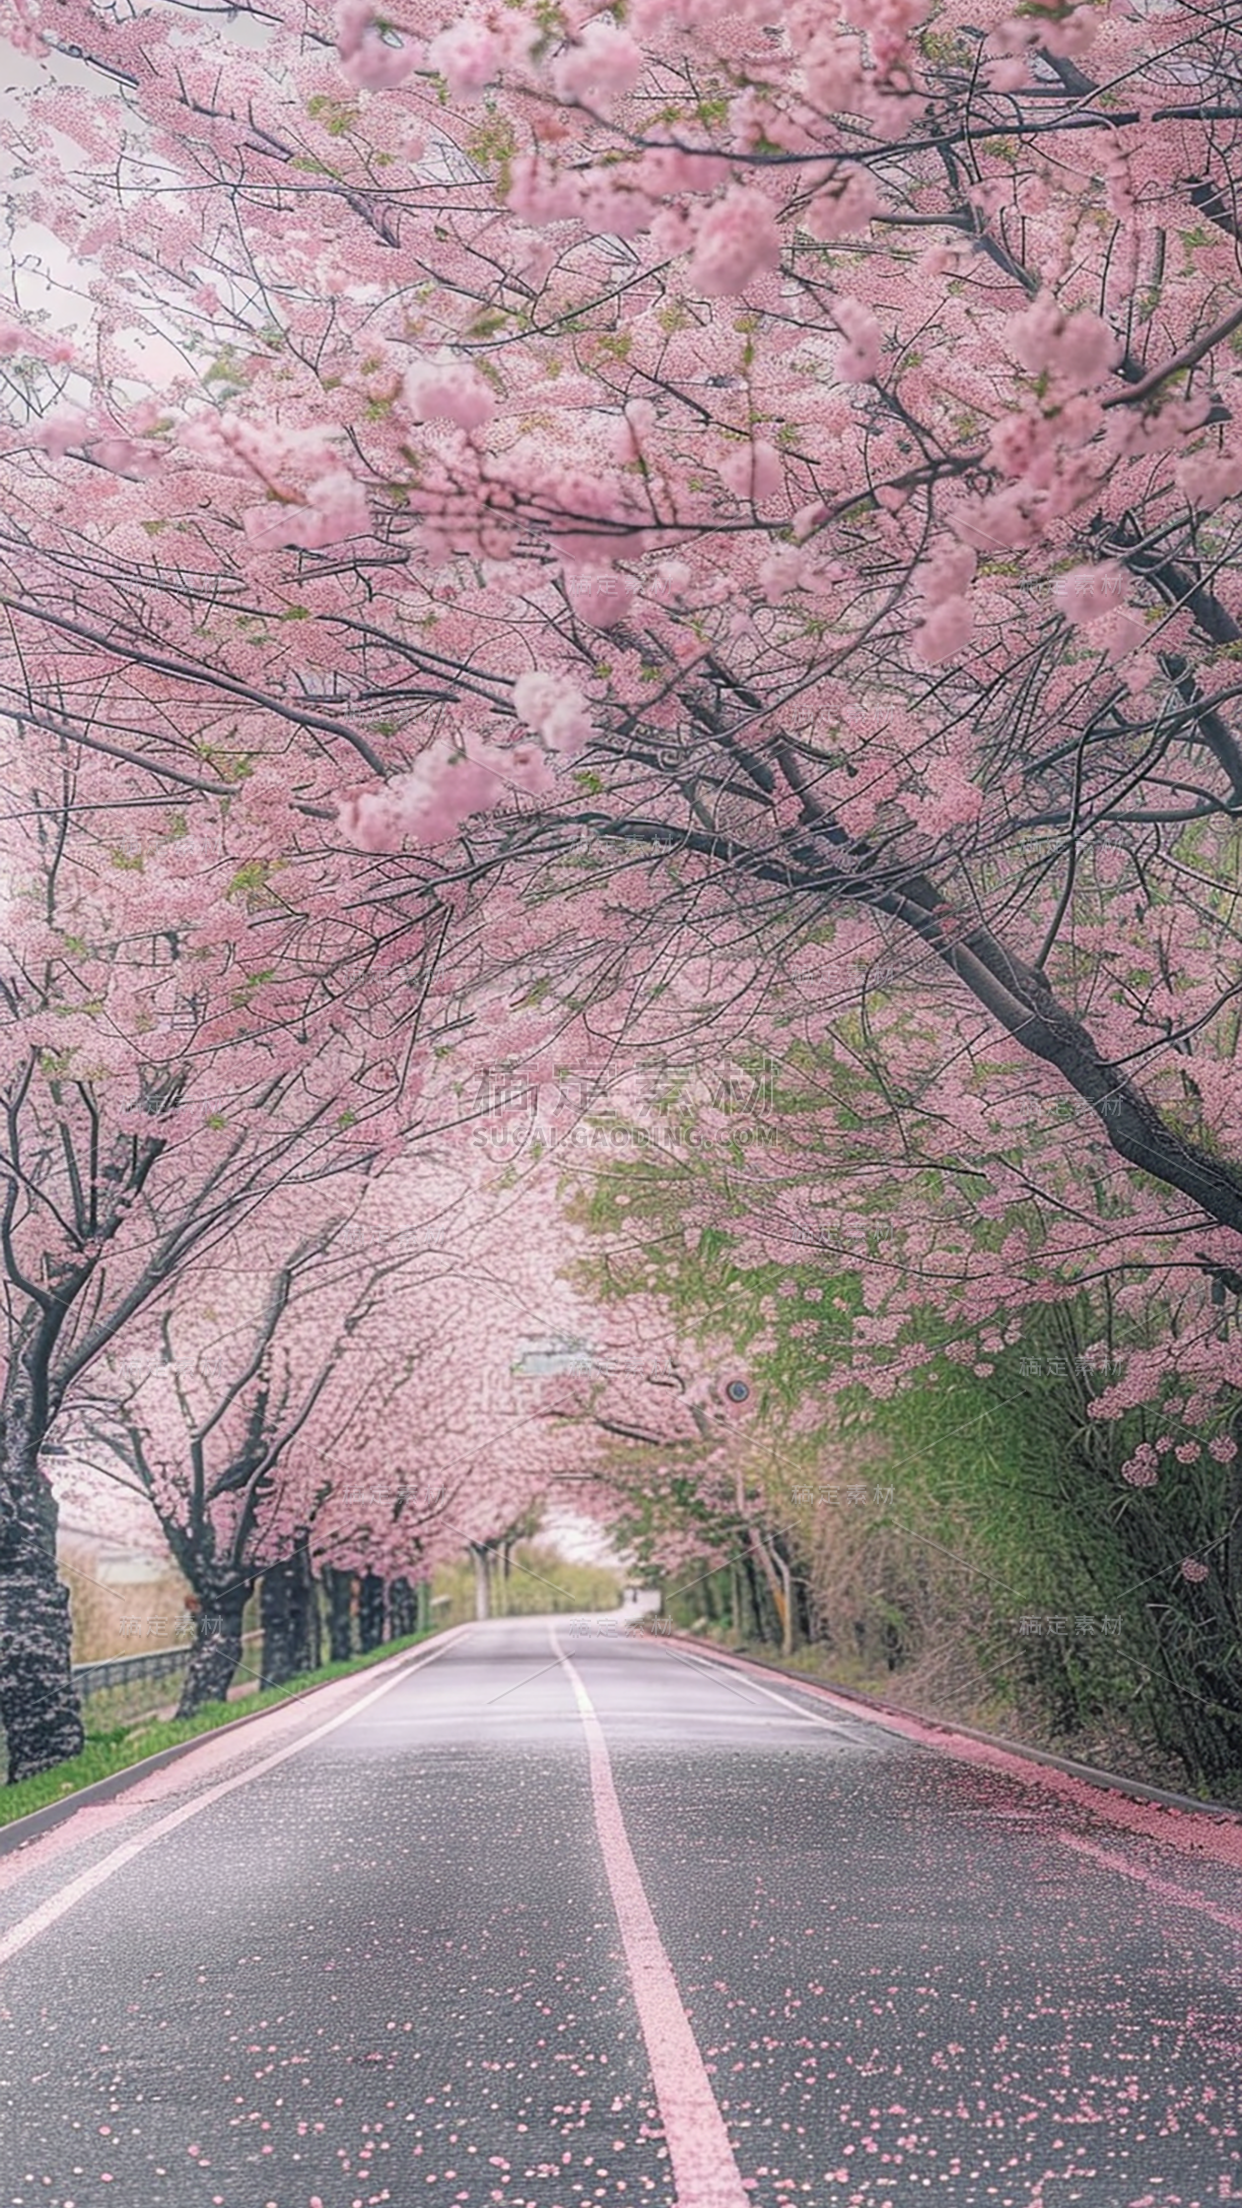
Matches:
[[306, 93, 362, 136], [562, 1040, 1242, 1796], [432, 1541, 623, 1624]]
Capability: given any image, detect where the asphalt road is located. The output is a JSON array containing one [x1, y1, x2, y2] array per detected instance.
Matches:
[[0, 1617, 1239, 2208]]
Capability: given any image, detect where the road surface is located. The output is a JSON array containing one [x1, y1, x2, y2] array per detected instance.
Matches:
[[1, 1617, 1240, 2208]]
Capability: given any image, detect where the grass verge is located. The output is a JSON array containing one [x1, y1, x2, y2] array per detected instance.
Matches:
[[1, 1628, 439, 1832]]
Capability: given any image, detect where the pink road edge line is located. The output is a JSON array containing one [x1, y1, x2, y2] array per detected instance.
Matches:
[[551, 1623, 752, 2208]]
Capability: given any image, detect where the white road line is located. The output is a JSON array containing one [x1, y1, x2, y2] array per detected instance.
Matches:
[[594, 1709, 821, 1726], [672, 1646, 866, 1736], [552, 1624, 752, 2208], [0, 1626, 471, 1970], [680, 1645, 1242, 1933]]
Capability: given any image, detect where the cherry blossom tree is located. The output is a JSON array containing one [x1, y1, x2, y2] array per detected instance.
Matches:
[[68, 1153, 537, 1703], [5, 0, 1242, 1775], [0, 722, 429, 1776], [2, 0, 1237, 1227], [76, 1198, 372, 1711], [1, 0, 1241, 1270], [77, 1140, 681, 1705], [554, 1046, 1242, 1782]]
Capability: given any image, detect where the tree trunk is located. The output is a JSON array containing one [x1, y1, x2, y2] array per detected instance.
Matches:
[[322, 1566, 355, 1662], [775, 1548, 794, 1658], [742, 1551, 770, 1642], [1227, 1398, 1242, 1623], [794, 1568, 815, 1647], [748, 1525, 788, 1648], [260, 1557, 297, 1687], [388, 1577, 416, 1637], [176, 1577, 250, 1718], [416, 1578, 432, 1633], [471, 1542, 491, 1621], [358, 1570, 386, 1652], [0, 1435, 85, 1783], [260, 1534, 319, 1685], [296, 1538, 321, 1676]]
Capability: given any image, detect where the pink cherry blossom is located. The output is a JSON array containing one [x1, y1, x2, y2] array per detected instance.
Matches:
[[552, 21, 645, 104], [834, 297, 882, 383], [718, 439, 782, 501], [426, 18, 504, 100], [404, 355, 495, 431], [688, 188, 782, 297], [244, 470, 369, 551], [1052, 562, 1130, 628], [803, 168, 882, 242], [1008, 294, 1120, 389], [912, 594, 975, 666], [513, 669, 593, 758], [567, 570, 636, 629]]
